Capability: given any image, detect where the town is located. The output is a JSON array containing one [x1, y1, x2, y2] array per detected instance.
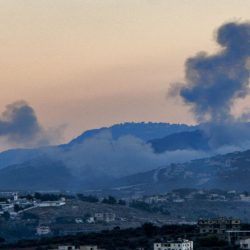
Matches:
[[2, 217, 250, 249], [1, 190, 250, 249]]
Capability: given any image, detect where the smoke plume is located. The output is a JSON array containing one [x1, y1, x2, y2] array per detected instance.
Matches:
[[173, 22, 250, 148], [0, 101, 54, 148], [179, 22, 250, 122]]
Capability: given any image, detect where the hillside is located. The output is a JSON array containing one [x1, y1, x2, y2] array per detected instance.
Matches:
[[1, 122, 250, 192], [0, 156, 73, 191], [114, 150, 250, 192], [1, 147, 250, 191], [0, 122, 195, 170], [149, 130, 209, 152]]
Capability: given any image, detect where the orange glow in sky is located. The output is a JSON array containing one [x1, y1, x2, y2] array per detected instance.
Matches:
[[0, 0, 250, 142]]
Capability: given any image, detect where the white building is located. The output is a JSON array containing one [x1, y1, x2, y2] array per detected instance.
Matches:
[[86, 217, 95, 223], [37, 200, 65, 207], [154, 239, 193, 250], [13, 193, 18, 201], [36, 225, 51, 236], [240, 195, 250, 202], [240, 238, 250, 249], [75, 218, 83, 224]]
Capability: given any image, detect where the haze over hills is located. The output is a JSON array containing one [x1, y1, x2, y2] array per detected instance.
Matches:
[[0, 122, 202, 191], [1, 138, 250, 191], [0, 121, 250, 191], [115, 149, 250, 193], [0, 122, 196, 170], [2, 120, 250, 192]]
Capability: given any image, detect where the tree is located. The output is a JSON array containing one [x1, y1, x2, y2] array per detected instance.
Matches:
[[14, 204, 22, 212], [118, 199, 126, 206], [2, 211, 10, 221], [102, 196, 117, 205], [142, 223, 157, 237], [0, 237, 5, 244], [77, 194, 99, 203], [34, 192, 42, 200]]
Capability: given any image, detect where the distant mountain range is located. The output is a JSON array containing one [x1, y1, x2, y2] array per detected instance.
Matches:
[[68, 122, 196, 145], [0, 122, 196, 170], [0, 122, 248, 192]]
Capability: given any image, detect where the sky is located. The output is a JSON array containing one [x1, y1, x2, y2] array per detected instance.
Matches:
[[0, 0, 250, 144]]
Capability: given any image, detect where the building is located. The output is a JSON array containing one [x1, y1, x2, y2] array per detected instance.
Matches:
[[51, 246, 98, 250], [75, 218, 83, 224], [36, 225, 51, 236], [58, 246, 77, 250], [198, 217, 241, 234], [80, 246, 98, 250], [154, 239, 193, 250], [94, 212, 116, 223], [37, 200, 66, 207], [227, 231, 250, 246], [240, 238, 250, 249], [240, 195, 250, 202], [86, 216, 95, 223], [13, 193, 18, 201]]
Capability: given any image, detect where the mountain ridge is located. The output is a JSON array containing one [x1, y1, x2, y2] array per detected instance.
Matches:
[[0, 122, 196, 170]]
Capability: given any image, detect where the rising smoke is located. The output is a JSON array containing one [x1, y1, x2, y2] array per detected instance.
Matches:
[[51, 131, 209, 179], [0, 101, 56, 148], [57, 21, 250, 179], [172, 22, 250, 149]]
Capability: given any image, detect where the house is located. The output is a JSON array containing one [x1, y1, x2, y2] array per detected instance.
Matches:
[[36, 225, 51, 236], [94, 213, 104, 221], [240, 238, 250, 249], [37, 200, 66, 207], [104, 212, 116, 222], [80, 246, 98, 250], [75, 218, 83, 224], [240, 195, 250, 202], [154, 239, 193, 250], [198, 217, 241, 234], [52, 246, 98, 250], [94, 212, 116, 223], [173, 198, 185, 203], [58, 246, 77, 250], [86, 217, 95, 223]]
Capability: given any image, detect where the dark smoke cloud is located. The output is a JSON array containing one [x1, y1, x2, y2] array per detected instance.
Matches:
[[178, 22, 250, 123], [171, 22, 250, 149], [0, 101, 57, 148]]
